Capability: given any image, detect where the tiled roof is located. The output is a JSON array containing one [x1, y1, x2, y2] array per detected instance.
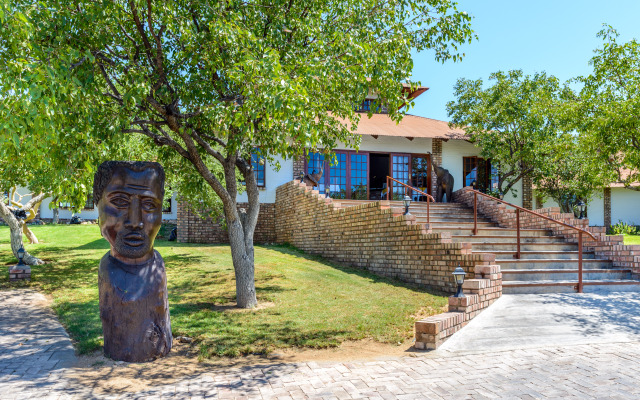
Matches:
[[346, 113, 469, 140]]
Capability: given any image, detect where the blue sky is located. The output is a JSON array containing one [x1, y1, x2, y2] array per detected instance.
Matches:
[[409, 0, 640, 121]]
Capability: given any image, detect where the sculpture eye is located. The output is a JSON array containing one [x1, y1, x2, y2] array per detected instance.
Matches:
[[110, 197, 129, 208], [142, 200, 157, 212]]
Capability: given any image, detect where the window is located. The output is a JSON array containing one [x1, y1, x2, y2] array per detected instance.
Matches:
[[463, 157, 498, 192], [163, 197, 172, 213], [329, 152, 347, 199], [251, 150, 266, 188], [304, 150, 369, 199], [355, 99, 386, 113], [350, 153, 368, 200], [391, 154, 410, 199]]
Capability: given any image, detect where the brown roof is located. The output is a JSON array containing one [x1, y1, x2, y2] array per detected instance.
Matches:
[[344, 113, 469, 140], [611, 168, 640, 187]]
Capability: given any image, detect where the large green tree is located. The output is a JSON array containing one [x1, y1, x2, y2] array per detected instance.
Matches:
[[0, 0, 474, 307], [447, 70, 567, 198], [534, 133, 607, 213], [577, 25, 640, 190]]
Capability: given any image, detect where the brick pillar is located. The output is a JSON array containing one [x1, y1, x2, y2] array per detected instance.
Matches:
[[604, 187, 611, 228], [522, 175, 533, 210], [431, 139, 443, 195], [293, 155, 305, 180], [176, 199, 190, 243]]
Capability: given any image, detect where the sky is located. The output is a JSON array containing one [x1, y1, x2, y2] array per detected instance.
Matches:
[[409, 0, 640, 121]]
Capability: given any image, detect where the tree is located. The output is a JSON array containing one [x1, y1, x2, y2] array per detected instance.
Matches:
[[577, 25, 640, 190], [447, 70, 567, 198], [534, 134, 607, 213], [1, 0, 474, 307]]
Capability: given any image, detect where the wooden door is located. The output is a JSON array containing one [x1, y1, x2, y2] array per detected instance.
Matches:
[[390, 153, 411, 200]]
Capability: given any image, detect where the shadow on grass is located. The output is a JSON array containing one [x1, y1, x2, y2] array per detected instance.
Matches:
[[265, 243, 449, 298]]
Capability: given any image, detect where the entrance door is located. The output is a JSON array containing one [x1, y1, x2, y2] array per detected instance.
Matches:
[[369, 154, 390, 200], [411, 154, 431, 200], [390, 153, 411, 200]]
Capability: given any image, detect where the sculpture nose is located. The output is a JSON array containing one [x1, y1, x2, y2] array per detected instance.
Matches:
[[125, 198, 144, 230]]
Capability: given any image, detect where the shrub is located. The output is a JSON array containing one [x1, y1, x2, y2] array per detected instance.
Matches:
[[608, 220, 639, 235]]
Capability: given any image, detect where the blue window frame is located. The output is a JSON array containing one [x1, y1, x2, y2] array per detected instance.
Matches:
[[251, 151, 266, 187]]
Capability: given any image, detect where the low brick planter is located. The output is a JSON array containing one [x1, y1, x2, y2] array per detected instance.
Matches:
[[415, 264, 502, 350]]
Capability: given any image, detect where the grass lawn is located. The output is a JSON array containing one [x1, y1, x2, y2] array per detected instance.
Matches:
[[0, 225, 447, 358], [623, 235, 640, 245]]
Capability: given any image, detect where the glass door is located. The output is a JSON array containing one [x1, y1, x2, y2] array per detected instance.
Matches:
[[349, 152, 368, 199], [328, 152, 347, 199], [391, 153, 411, 200], [411, 154, 431, 200]]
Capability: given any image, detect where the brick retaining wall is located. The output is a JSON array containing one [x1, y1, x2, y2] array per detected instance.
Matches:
[[177, 202, 276, 244], [275, 180, 497, 293]]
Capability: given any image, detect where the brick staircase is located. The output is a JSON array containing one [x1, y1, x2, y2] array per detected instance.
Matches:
[[335, 199, 640, 294]]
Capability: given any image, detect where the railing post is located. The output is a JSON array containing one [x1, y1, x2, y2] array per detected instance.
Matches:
[[473, 192, 478, 235], [386, 177, 389, 201], [427, 197, 430, 225], [578, 232, 584, 293], [515, 209, 521, 259]]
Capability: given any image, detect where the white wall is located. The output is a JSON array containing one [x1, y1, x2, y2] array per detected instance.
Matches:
[[611, 188, 640, 226], [336, 135, 433, 154], [532, 189, 606, 227], [236, 156, 293, 204]]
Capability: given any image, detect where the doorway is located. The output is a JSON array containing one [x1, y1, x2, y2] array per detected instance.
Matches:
[[369, 154, 390, 200]]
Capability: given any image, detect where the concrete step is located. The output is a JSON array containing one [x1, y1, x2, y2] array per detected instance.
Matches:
[[416, 217, 494, 224], [502, 269, 632, 282], [420, 221, 499, 228], [485, 251, 597, 260], [430, 227, 552, 237], [471, 242, 578, 252], [497, 259, 613, 270], [452, 235, 566, 244], [502, 279, 640, 294]]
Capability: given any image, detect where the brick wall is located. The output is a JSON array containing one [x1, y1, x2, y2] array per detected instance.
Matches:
[[293, 156, 305, 180], [177, 201, 276, 244], [522, 175, 533, 210], [454, 186, 640, 276], [275, 180, 496, 293], [415, 264, 502, 349], [431, 139, 443, 196]]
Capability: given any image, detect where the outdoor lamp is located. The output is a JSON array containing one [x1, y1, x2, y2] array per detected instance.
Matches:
[[452, 266, 466, 298], [403, 195, 412, 215], [325, 186, 331, 198], [16, 247, 25, 266], [576, 200, 586, 219], [299, 171, 304, 182]]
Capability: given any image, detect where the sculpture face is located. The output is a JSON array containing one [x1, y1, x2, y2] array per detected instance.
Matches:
[[98, 166, 163, 263]]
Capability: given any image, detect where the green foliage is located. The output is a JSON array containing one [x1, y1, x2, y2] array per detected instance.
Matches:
[[609, 220, 639, 236], [447, 70, 571, 197], [534, 133, 607, 213], [575, 25, 640, 191], [350, 184, 368, 200], [0, 0, 476, 212], [0, 225, 447, 357]]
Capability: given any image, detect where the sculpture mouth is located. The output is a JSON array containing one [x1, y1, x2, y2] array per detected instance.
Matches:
[[123, 233, 146, 247]]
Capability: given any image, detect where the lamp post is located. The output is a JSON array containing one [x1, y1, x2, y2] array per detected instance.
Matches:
[[325, 186, 331, 199], [576, 200, 586, 219], [403, 195, 411, 215], [9, 247, 30, 282], [452, 266, 466, 298], [299, 171, 304, 182]]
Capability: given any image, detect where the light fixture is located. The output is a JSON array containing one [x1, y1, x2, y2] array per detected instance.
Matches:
[[403, 195, 411, 215], [325, 186, 331, 198], [576, 200, 586, 219], [299, 172, 304, 182], [16, 247, 25, 266], [452, 266, 466, 298]]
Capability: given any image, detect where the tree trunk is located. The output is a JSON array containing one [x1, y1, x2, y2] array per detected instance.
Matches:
[[0, 192, 47, 266], [226, 208, 258, 308], [53, 208, 59, 224], [23, 225, 39, 244]]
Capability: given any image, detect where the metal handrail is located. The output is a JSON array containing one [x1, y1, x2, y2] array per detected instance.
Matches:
[[385, 176, 435, 224], [467, 188, 596, 293]]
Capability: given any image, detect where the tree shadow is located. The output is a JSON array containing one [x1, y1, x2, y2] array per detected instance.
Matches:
[[540, 291, 640, 337], [265, 244, 448, 298]]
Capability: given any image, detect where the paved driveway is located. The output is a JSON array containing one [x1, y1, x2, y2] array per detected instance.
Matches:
[[1, 290, 639, 399]]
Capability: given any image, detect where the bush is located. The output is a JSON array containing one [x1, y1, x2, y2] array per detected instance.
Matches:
[[608, 220, 639, 235]]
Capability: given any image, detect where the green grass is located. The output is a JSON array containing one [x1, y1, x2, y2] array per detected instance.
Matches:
[[623, 235, 640, 245], [0, 225, 447, 358]]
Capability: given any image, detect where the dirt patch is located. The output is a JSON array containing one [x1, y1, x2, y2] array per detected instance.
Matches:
[[65, 338, 420, 395]]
